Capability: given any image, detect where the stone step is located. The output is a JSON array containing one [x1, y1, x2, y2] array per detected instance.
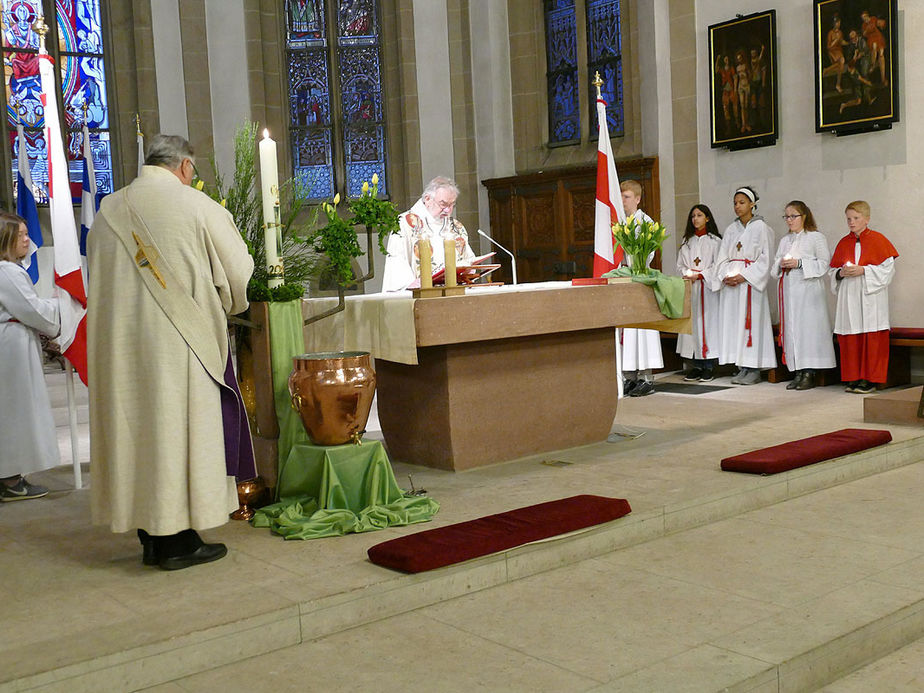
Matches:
[[4, 435, 923, 692]]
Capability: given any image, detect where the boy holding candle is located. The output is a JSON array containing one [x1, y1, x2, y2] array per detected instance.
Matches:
[[618, 179, 662, 397], [829, 200, 898, 393]]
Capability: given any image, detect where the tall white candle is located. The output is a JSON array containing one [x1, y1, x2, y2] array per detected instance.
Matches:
[[259, 129, 283, 288]]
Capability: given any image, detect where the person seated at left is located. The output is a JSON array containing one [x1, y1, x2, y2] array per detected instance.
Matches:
[[382, 176, 476, 292]]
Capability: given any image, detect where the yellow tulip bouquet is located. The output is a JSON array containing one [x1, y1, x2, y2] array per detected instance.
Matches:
[[610, 216, 669, 276]]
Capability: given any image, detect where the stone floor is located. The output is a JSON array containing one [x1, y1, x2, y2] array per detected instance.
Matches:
[[3, 369, 924, 692]]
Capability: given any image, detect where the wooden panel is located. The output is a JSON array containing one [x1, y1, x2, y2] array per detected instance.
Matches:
[[482, 157, 661, 285]]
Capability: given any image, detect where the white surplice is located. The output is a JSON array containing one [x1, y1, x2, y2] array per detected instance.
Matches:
[[829, 244, 895, 335], [675, 233, 722, 360], [0, 261, 60, 478], [620, 209, 663, 371], [712, 216, 777, 369], [382, 199, 476, 292], [770, 230, 836, 370]]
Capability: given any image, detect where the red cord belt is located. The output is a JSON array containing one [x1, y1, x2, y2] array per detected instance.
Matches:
[[729, 258, 753, 347]]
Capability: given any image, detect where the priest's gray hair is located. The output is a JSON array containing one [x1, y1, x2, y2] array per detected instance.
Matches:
[[145, 134, 195, 170], [422, 176, 459, 200]]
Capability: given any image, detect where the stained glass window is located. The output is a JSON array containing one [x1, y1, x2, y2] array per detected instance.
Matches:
[[586, 0, 624, 136], [544, 0, 579, 145], [2, 0, 112, 203], [285, 0, 387, 200]]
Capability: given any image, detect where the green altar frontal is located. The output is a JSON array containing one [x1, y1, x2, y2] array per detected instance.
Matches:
[[253, 440, 439, 540]]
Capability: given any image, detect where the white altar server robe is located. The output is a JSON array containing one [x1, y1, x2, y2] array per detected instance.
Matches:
[[621, 209, 663, 370], [0, 261, 60, 478], [770, 231, 836, 370], [712, 216, 777, 369], [382, 199, 476, 292], [675, 233, 722, 360], [829, 245, 895, 335]]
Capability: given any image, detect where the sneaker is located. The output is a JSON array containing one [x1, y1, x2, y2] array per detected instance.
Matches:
[[737, 368, 762, 385], [630, 380, 655, 397], [683, 369, 703, 381], [699, 370, 715, 382], [623, 379, 639, 395], [844, 381, 859, 392], [0, 478, 48, 502], [852, 380, 876, 394]]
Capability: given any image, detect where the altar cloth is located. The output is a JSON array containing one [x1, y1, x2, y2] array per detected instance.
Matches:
[[253, 440, 439, 539]]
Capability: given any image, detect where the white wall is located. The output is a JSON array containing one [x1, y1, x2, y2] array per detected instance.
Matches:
[[695, 3, 921, 331]]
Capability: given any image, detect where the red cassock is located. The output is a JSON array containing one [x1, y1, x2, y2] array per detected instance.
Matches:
[[830, 228, 899, 384]]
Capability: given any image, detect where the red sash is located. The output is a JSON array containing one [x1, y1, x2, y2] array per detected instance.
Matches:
[[729, 258, 753, 347]]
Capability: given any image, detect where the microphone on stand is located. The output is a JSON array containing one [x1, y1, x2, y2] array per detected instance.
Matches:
[[477, 229, 517, 285]]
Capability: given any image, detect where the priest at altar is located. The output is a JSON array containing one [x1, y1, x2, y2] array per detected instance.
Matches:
[[382, 176, 476, 292]]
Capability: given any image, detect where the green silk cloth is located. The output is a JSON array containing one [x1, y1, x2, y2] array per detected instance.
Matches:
[[253, 439, 439, 539], [267, 300, 309, 489], [602, 267, 686, 319]]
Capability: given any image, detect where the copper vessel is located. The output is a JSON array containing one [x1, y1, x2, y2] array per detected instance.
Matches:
[[288, 351, 376, 446]]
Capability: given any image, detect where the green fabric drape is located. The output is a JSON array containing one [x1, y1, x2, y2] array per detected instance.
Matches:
[[267, 300, 309, 488], [253, 440, 439, 539], [602, 268, 686, 319]]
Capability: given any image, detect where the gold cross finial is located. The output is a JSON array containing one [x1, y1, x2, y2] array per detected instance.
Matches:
[[592, 71, 603, 100], [135, 113, 142, 138], [132, 232, 167, 289], [33, 15, 48, 52]]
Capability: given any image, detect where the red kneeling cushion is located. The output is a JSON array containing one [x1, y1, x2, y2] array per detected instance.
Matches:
[[721, 428, 892, 475], [367, 494, 631, 573]]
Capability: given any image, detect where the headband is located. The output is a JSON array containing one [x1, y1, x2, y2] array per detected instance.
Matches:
[[735, 187, 756, 203]]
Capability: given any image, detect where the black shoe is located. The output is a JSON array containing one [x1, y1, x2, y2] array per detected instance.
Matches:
[[852, 380, 876, 394], [630, 380, 655, 397], [138, 529, 158, 566], [845, 380, 859, 392], [699, 370, 715, 382], [795, 370, 816, 390], [786, 371, 804, 390], [159, 543, 228, 571], [623, 379, 639, 395], [683, 368, 703, 381]]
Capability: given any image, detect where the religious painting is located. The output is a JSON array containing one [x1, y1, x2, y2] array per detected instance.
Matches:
[[814, 0, 898, 135], [708, 10, 779, 150]]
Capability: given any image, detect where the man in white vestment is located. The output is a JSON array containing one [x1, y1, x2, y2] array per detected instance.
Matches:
[[618, 180, 663, 396], [88, 135, 255, 570], [382, 176, 476, 292]]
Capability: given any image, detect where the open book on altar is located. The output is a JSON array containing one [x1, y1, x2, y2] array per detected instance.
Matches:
[[409, 253, 501, 288]]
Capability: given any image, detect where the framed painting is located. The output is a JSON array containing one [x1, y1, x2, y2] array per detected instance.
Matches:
[[708, 10, 778, 150], [814, 0, 898, 134]]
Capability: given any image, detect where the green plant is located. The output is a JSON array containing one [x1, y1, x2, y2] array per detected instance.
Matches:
[[306, 194, 364, 286], [348, 173, 399, 254], [611, 217, 669, 276]]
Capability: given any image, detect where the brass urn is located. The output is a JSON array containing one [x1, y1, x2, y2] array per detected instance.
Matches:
[[288, 351, 376, 446]]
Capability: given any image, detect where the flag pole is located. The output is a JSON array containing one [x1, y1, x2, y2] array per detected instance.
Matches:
[[65, 363, 82, 489]]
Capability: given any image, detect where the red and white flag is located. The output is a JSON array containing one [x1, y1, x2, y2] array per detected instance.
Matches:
[[592, 98, 626, 277], [39, 34, 88, 385]]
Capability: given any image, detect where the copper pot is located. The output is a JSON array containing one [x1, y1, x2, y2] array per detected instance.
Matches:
[[288, 351, 376, 446]]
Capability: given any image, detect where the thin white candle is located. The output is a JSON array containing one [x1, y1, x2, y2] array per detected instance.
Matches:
[[259, 129, 283, 288]]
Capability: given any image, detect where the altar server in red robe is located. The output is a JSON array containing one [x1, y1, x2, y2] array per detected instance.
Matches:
[[829, 200, 898, 394]]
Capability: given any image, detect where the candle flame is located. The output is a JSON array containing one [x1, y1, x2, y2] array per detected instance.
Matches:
[[263, 129, 270, 139]]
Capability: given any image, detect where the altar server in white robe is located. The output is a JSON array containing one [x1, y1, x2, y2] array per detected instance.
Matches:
[[382, 176, 476, 292], [828, 200, 898, 394], [88, 135, 254, 570], [0, 213, 60, 502], [619, 179, 663, 397], [713, 186, 777, 384], [675, 204, 723, 382], [770, 200, 836, 390]]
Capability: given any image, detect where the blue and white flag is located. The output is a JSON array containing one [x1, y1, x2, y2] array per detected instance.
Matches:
[[80, 124, 98, 258], [15, 124, 42, 284]]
